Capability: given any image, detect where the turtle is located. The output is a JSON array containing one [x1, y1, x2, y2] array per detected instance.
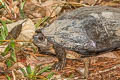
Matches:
[[33, 6, 120, 77]]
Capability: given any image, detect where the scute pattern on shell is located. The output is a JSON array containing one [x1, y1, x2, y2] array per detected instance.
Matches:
[[42, 6, 120, 55]]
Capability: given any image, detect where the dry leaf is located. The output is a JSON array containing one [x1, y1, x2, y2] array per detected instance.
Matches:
[[24, 2, 46, 18], [83, 0, 102, 6], [100, 1, 120, 7], [0, 19, 35, 53], [17, 19, 35, 41], [41, 0, 63, 17], [8, 62, 25, 70], [97, 52, 118, 58]]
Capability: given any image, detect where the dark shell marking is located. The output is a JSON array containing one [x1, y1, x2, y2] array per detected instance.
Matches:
[[41, 6, 120, 55]]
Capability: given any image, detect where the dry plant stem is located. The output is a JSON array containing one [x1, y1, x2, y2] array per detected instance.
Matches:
[[91, 0, 103, 6], [84, 58, 90, 79], [58, 1, 84, 6], [39, 0, 42, 4], [0, 40, 31, 42], [12, 70, 16, 80]]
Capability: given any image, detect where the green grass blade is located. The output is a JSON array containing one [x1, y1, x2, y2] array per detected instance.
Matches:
[[6, 75, 11, 80], [0, 0, 5, 8], [6, 59, 12, 68], [11, 50, 16, 62], [20, 68, 27, 77], [0, 20, 8, 37], [26, 65, 32, 75], [37, 66, 51, 75], [47, 72, 54, 79], [35, 16, 49, 28], [1, 44, 10, 56], [20, 0, 26, 18]]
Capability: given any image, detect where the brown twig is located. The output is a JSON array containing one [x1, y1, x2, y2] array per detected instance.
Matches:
[[90, 64, 120, 76], [0, 40, 32, 42]]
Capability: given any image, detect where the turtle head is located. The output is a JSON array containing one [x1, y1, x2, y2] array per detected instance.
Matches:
[[33, 30, 48, 49]]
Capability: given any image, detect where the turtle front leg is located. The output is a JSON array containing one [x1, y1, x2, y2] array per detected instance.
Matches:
[[52, 44, 66, 71]]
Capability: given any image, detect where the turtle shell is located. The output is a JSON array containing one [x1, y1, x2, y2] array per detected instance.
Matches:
[[41, 6, 120, 55]]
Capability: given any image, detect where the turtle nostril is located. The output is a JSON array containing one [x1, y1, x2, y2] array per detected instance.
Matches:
[[33, 35, 38, 40]]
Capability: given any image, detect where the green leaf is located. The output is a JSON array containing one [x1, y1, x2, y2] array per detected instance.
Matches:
[[0, 0, 5, 8], [34, 64, 42, 75], [20, 68, 27, 77], [37, 66, 51, 75], [0, 27, 6, 40], [68, 74, 74, 78], [26, 65, 32, 75], [31, 69, 36, 77], [11, 50, 16, 62], [0, 20, 8, 37], [0, 20, 8, 44], [1, 45, 10, 56], [6, 75, 11, 80], [0, 5, 4, 8], [47, 72, 54, 79], [6, 59, 12, 68], [20, 0, 26, 10], [9, 40, 16, 62], [19, 0, 26, 18], [10, 40, 15, 49], [35, 16, 49, 28], [2, 40, 15, 56]]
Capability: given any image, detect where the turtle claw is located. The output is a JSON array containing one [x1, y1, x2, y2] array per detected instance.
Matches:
[[52, 61, 66, 71]]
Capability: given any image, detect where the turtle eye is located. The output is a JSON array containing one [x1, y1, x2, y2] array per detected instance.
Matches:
[[38, 36, 44, 41]]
